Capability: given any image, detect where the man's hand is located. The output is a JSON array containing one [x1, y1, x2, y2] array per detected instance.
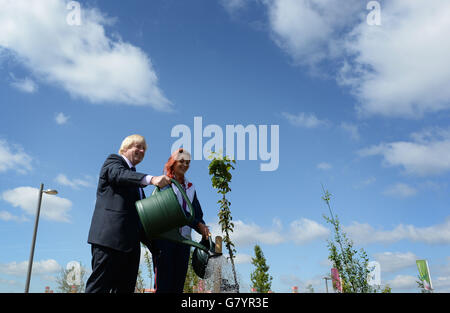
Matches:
[[198, 223, 210, 239], [151, 175, 171, 188]]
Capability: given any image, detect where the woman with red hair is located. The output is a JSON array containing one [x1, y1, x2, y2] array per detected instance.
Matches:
[[151, 148, 210, 293]]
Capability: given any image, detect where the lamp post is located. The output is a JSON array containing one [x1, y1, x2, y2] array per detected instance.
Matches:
[[24, 183, 58, 293], [323, 277, 331, 293]]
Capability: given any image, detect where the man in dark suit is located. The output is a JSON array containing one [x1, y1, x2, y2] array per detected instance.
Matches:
[[85, 134, 170, 293]]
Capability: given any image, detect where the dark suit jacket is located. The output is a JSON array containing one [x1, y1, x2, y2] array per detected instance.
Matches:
[[87, 154, 147, 252]]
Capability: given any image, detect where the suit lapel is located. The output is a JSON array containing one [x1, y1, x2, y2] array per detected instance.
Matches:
[[121, 155, 143, 200]]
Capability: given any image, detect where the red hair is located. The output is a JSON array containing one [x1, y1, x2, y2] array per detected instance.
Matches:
[[164, 148, 191, 182]]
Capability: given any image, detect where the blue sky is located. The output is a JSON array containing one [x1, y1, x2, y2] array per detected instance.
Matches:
[[1, 0, 450, 293]]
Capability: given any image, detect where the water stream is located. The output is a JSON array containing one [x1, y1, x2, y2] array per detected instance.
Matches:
[[201, 255, 241, 293]]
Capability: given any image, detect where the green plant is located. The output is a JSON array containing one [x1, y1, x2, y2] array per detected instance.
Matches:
[[321, 186, 374, 293], [416, 275, 432, 293], [306, 284, 314, 293], [208, 152, 239, 292], [55, 262, 87, 293], [381, 284, 392, 293], [143, 247, 153, 288], [250, 244, 273, 293], [184, 251, 200, 293], [136, 267, 145, 292]]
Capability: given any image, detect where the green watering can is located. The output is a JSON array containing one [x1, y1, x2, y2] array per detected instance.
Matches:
[[135, 179, 221, 261], [192, 236, 215, 279]]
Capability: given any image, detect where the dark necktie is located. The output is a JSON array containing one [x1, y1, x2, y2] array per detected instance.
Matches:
[[130, 166, 142, 199], [180, 184, 188, 235], [181, 184, 188, 213]]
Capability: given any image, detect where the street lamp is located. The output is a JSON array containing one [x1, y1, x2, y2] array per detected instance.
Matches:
[[24, 183, 58, 293], [323, 276, 331, 293]]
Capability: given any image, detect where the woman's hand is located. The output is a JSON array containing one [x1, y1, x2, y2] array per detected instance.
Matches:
[[198, 223, 210, 239]]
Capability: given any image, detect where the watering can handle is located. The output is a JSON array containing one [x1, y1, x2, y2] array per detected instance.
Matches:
[[154, 178, 195, 223]]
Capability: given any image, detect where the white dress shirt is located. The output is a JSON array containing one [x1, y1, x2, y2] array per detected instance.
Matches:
[[120, 154, 153, 199], [171, 179, 195, 240]]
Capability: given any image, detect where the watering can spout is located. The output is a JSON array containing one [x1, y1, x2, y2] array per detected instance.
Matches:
[[206, 235, 222, 258], [191, 235, 222, 279], [156, 228, 221, 258]]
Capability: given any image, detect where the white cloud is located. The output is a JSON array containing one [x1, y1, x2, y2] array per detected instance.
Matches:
[[373, 252, 418, 273], [279, 274, 324, 293], [202, 217, 328, 247], [383, 183, 417, 198], [433, 276, 450, 292], [200, 216, 450, 248], [0, 278, 21, 286], [220, 0, 249, 13], [55, 112, 69, 125], [353, 176, 376, 189], [266, 0, 362, 68], [358, 128, 450, 176], [317, 162, 332, 170], [232, 0, 450, 118], [199, 214, 329, 246], [231, 219, 285, 246], [289, 218, 329, 244], [55, 173, 94, 189], [1, 186, 72, 222], [202, 215, 447, 248], [0, 139, 33, 174], [0, 211, 15, 221], [235, 253, 252, 265], [9, 74, 38, 93], [344, 217, 450, 245], [0, 0, 172, 111], [340, 0, 450, 117], [193, 219, 284, 247], [386, 275, 417, 290], [0, 210, 29, 222], [279, 274, 302, 289], [340, 122, 360, 141], [282, 112, 329, 128], [0, 259, 61, 276]]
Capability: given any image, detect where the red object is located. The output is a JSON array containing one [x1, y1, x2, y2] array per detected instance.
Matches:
[[331, 268, 342, 292]]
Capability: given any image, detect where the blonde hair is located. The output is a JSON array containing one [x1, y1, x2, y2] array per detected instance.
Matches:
[[118, 134, 147, 154]]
